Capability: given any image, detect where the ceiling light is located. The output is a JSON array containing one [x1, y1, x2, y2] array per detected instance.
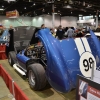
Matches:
[[79, 14, 83, 16], [86, 4, 92, 8], [54, 13, 58, 14], [42, 9, 45, 12], [24, 7, 26, 9], [2, 5, 4, 8], [69, 0, 73, 4], [63, 5, 72, 8], [4, 0, 16, 2], [64, 1, 67, 3], [0, 8, 4, 10], [48, 13, 49, 14], [71, 12, 72, 14], [34, 3, 35, 5], [83, 2, 85, 6]]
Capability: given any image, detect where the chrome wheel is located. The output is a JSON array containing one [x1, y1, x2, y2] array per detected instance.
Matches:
[[8, 55, 11, 64], [29, 70, 35, 87]]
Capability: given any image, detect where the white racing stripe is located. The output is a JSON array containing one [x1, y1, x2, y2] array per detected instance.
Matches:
[[74, 38, 85, 56], [81, 38, 92, 53]]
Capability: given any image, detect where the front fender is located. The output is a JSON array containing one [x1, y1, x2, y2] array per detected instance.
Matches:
[[38, 29, 80, 92]]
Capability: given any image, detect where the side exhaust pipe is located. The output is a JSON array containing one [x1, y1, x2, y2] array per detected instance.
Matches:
[[13, 64, 26, 76]]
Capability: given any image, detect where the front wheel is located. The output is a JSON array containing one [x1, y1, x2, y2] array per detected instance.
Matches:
[[27, 63, 46, 90], [8, 51, 17, 66]]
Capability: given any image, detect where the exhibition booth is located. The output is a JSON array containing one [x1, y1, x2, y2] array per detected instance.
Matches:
[[0, 0, 100, 100]]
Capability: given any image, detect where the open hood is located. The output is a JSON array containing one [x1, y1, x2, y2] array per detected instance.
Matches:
[[9, 26, 40, 52]]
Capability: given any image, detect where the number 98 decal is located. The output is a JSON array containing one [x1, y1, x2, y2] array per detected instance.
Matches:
[[79, 52, 96, 78]]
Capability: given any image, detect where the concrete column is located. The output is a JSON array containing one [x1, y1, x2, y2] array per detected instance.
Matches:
[[52, 4, 55, 28], [96, 15, 98, 28]]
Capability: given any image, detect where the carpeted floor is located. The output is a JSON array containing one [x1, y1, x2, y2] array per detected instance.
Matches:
[[0, 60, 76, 100]]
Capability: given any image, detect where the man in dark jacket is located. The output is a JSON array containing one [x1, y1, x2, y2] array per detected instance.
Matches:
[[56, 25, 65, 40]]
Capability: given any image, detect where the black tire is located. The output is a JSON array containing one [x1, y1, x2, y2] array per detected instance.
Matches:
[[8, 51, 17, 66], [27, 63, 46, 90]]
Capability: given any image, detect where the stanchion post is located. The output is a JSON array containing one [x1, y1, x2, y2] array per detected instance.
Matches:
[[12, 80, 15, 98], [52, 3, 55, 29], [91, 61, 94, 80]]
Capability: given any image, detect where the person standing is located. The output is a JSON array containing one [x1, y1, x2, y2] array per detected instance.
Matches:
[[41, 24, 45, 29], [65, 27, 74, 38], [56, 25, 65, 40]]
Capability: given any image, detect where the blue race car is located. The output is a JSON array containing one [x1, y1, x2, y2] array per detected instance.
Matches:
[[0, 29, 9, 44], [8, 26, 100, 93]]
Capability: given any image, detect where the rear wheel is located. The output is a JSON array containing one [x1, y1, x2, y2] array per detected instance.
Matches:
[[8, 51, 17, 66], [27, 63, 46, 90]]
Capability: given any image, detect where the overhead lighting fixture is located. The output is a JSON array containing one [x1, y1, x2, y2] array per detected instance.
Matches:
[[54, 13, 58, 14], [0, 8, 4, 11], [71, 12, 72, 14], [42, 9, 45, 12], [69, 0, 73, 4], [63, 5, 72, 8], [48, 13, 49, 14], [79, 14, 83, 16], [83, 2, 85, 6], [29, 0, 33, 2], [2, 5, 4, 8], [24, 7, 26, 9], [64, 1, 67, 3], [46, 0, 55, 3], [31, 3, 36, 7], [86, 4, 92, 8], [4, 0, 16, 3]]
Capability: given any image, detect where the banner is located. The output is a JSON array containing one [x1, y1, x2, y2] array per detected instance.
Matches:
[[6, 10, 19, 18], [76, 75, 100, 100]]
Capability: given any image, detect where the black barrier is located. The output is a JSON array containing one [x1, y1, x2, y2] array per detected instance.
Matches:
[[76, 75, 100, 100]]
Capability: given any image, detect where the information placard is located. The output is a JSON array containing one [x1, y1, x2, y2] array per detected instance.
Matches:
[[76, 75, 100, 100]]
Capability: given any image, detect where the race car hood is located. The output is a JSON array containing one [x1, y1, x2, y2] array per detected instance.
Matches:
[[38, 28, 100, 93]]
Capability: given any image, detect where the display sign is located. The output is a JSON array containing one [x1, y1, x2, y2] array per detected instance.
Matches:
[[76, 75, 100, 100], [6, 10, 19, 18]]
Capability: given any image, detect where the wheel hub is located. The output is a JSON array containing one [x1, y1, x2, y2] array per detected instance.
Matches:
[[29, 70, 35, 86], [8, 55, 11, 64]]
